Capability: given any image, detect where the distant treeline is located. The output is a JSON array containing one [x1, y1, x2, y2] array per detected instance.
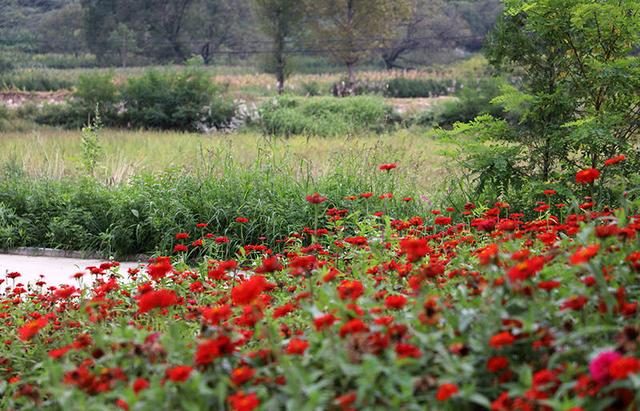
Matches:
[[0, 0, 500, 70]]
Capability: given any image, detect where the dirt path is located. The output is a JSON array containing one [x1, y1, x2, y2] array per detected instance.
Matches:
[[0, 254, 143, 287]]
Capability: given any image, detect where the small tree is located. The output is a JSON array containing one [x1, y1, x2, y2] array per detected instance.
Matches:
[[307, 0, 411, 89], [253, 0, 304, 94], [108, 23, 138, 67]]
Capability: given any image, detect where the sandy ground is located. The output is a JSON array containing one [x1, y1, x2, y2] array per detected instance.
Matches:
[[0, 254, 144, 287]]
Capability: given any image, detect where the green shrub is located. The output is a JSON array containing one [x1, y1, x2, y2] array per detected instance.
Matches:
[[415, 78, 506, 127], [259, 96, 398, 137], [122, 69, 234, 131]]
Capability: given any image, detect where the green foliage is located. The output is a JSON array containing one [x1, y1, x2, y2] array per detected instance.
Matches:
[[259, 96, 398, 137], [121, 69, 234, 131], [0, 159, 422, 257], [81, 113, 103, 176], [439, 0, 640, 203]]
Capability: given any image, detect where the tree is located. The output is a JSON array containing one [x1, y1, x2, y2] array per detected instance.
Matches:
[[307, 0, 411, 88], [253, 0, 304, 94], [141, 0, 196, 63], [380, 0, 472, 70], [37, 2, 87, 56], [108, 23, 137, 67], [442, 0, 640, 202]]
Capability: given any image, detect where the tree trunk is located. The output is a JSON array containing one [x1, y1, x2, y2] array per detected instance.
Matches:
[[347, 63, 356, 90]]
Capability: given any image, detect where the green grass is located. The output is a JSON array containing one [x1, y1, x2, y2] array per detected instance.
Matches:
[[0, 129, 449, 192]]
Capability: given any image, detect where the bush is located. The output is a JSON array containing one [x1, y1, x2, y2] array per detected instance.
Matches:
[[0, 105, 9, 131], [414, 77, 506, 127], [122, 69, 234, 131], [259, 96, 398, 137], [31, 68, 235, 131]]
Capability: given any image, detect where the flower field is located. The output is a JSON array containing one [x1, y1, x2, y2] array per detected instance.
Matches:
[[1, 163, 640, 411]]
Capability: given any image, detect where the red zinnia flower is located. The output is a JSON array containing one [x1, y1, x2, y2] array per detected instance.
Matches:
[[609, 357, 640, 380], [436, 383, 459, 401], [379, 163, 398, 171], [18, 318, 48, 341], [228, 391, 260, 411], [175, 232, 189, 240], [569, 244, 600, 265], [337, 280, 364, 301], [487, 356, 509, 373], [133, 378, 150, 395], [395, 343, 421, 358], [489, 332, 515, 349], [166, 366, 193, 382], [306, 192, 328, 204], [231, 276, 268, 306], [604, 155, 625, 167], [575, 168, 600, 184], [231, 367, 256, 386], [146, 257, 173, 281], [399, 237, 430, 263], [235, 217, 249, 223], [285, 338, 309, 355], [195, 335, 235, 366], [137, 289, 179, 313], [384, 295, 408, 309]]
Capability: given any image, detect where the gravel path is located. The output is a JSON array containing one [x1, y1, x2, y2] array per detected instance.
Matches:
[[0, 254, 144, 287]]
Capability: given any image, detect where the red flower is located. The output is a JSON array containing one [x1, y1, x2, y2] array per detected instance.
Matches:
[[166, 366, 192, 382], [255, 256, 283, 274], [436, 383, 459, 401], [434, 216, 452, 226], [137, 289, 179, 313], [604, 155, 625, 167], [569, 244, 600, 265], [173, 244, 188, 253], [399, 237, 430, 263], [575, 168, 600, 184], [272, 303, 296, 319], [395, 343, 421, 358], [231, 276, 268, 306], [384, 295, 408, 310], [379, 163, 398, 171], [48, 344, 73, 359], [133, 378, 150, 395], [306, 192, 328, 204], [202, 304, 232, 325], [146, 257, 173, 281], [314, 314, 337, 331], [231, 367, 256, 386], [228, 391, 260, 411], [339, 318, 369, 337], [609, 356, 640, 380], [543, 189, 557, 196], [285, 338, 309, 355], [489, 332, 515, 349], [235, 217, 249, 223], [537, 280, 561, 292], [487, 356, 509, 373], [175, 232, 189, 240], [337, 280, 364, 301], [561, 295, 588, 311], [18, 318, 48, 341], [195, 335, 235, 366]]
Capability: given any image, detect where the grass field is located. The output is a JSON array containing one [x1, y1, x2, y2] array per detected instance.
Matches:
[[0, 128, 451, 193]]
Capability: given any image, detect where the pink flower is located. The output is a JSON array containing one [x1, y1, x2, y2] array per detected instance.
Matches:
[[589, 350, 621, 383]]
